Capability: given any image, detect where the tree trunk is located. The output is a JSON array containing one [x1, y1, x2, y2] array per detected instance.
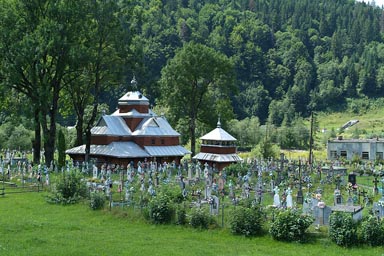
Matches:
[[75, 114, 84, 147], [85, 103, 99, 163], [190, 117, 196, 157], [33, 107, 41, 164]]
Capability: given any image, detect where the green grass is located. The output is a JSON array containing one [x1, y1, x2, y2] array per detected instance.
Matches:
[[0, 192, 383, 256], [316, 107, 384, 138]]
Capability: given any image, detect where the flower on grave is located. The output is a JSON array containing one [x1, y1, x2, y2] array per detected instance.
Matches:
[[317, 201, 326, 209], [347, 182, 353, 192], [208, 196, 214, 205], [315, 193, 322, 200], [377, 200, 384, 208]]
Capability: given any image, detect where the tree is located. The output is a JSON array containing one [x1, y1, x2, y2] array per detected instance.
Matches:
[[0, 0, 86, 164], [159, 42, 235, 156], [57, 129, 66, 169], [62, 0, 132, 163]]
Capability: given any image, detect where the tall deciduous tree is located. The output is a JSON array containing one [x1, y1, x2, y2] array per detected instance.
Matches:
[[62, 0, 132, 164], [0, 0, 85, 164], [159, 42, 235, 156]]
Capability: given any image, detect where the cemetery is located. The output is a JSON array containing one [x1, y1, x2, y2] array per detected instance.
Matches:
[[1, 148, 384, 254], [0, 84, 383, 253]]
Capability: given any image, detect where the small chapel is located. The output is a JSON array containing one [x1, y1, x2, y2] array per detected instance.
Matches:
[[65, 77, 190, 167], [193, 118, 242, 171]]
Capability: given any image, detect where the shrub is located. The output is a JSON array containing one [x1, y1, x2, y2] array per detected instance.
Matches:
[[89, 192, 106, 210], [190, 208, 210, 229], [224, 163, 249, 177], [329, 212, 358, 247], [176, 206, 187, 225], [230, 205, 264, 237], [361, 215, 384, 246], [148, 194, 174, 224], [159, 184, 185, 204], [46, 170, 87, 205], [269, 209, 314, 242]]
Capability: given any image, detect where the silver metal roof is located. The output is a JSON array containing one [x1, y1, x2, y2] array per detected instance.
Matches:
[[144, 145, 191, 157], [200, 127, 237, 141], [66, 142, 150, 158], [111, 108, 156, 117], [92, 116, 131, 136], [66, 142, 191, 158], [118, 91, 149, 104], [133, 116, 180, 136], [192, 152, 242, 162]]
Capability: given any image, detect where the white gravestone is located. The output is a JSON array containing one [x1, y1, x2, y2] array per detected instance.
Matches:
[[273, 186, 280, 207]]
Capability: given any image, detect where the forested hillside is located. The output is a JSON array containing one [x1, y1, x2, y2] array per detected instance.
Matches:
[[131, 0, 384, 123], [1, 0, 384, 159]]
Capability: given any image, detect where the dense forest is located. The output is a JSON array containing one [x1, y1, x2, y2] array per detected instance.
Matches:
[[1, 0, 384, 163]]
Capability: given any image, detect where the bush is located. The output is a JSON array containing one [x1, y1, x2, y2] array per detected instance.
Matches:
[[89, 192, 106, 210], [269, 209, 314, 242], [329, 212, 358, 247], [176, 206, 187, 225], [230, 205, 264, 237], [148, 194, 174, 224], [159, 184, 185, 204], [190, 208, 210, 229], [46, 170, 87, 205], [224, 163, 250, 177], [361, 215, 384, 246]]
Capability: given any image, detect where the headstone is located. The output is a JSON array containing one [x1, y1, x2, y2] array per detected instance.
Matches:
[[188, 165, 192, 180], [303, 194, 312, 214], [334, 189, 343, 205], [286, 187, 293, 208], [242, 182, 250, 199], [209, 196, 219, 215], [218, 176, 225, 192], [93, 165, 98, 179], [373, 201, 384, 219], [348, 173, 356, 186], [273, 186, 280, 207], [228, 180, 235, 199], [331, 205, 363, 221], [314, 205, 332, 226]]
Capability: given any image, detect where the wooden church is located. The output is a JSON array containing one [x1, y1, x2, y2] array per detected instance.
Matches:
[[66, 77, 190, 167]]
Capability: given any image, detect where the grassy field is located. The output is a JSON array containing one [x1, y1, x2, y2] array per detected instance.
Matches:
[[0, 191, 383, 256], [316, 106, 384, 138]]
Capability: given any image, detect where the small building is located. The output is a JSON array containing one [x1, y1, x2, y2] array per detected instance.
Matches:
[[66, 77, 190, 167], [327, 137, 384, 161], [193, 118, 242, 171]]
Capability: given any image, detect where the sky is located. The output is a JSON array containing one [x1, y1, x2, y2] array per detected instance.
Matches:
[[356, 0, 384, 7]]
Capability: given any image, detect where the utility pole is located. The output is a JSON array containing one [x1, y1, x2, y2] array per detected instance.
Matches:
[[309, 112, 314, 171]]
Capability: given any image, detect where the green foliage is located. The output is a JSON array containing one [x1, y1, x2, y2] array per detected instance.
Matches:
[[0, 122, 33, 150], [89, 191, 106, 210], [46, 170, 87, 205], [159, 41, 235, 156], [148, 194, 174, 224], [189, 208, 211, 229], [158, 184, 185, 204], [329, 212, 358, 247], [175, 206, 187, 225], [360, 215, 384, 246], [224, 162, 249, 177], [269, 209, 314, 242], [229, 205, 264, 237]]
